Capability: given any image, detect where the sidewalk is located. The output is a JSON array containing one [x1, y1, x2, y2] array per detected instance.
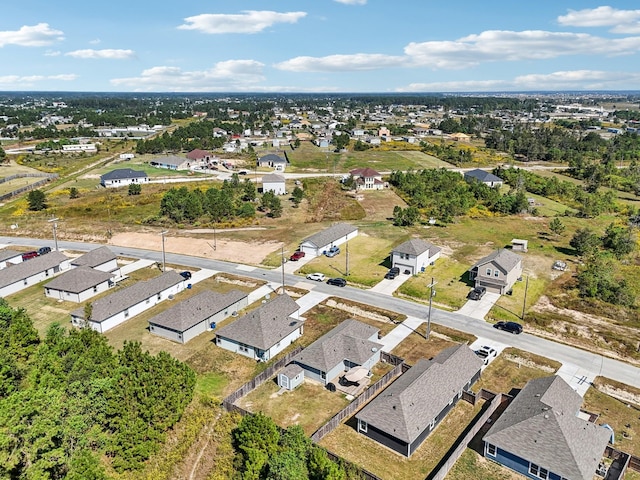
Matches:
[[378, 316, 424, 353]]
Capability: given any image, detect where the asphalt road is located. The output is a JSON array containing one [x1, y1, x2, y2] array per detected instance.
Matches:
[[3, 235, 639, 390]]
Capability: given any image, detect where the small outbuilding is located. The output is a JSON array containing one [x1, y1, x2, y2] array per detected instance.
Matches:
[[278, 364, 304, 391], [511, 239, 528, 252], [299, 223, 358, 257], [262, 173, 286, 195]]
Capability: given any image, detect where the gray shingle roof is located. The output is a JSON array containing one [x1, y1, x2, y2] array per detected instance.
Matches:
[[292, 319, 381, 372], [464, 169, 503, 183], [483, 376, 611, 480], [0, 249, 23, 262], [258, 153, 287, 163], [301, 223, 358, 249], [393, 238, 441, 257], [471, 248, 522, 273], [70, 271, 184, 322], [101, 168, 148, 181], [356, 344, 483, 444], [262, 173, 285, 183], [0, 251, 68, 289], [71, 246, 117, 268], [215, 294, 300, 350], [45, 266, 114, 293], [148, 289, 247, 333]]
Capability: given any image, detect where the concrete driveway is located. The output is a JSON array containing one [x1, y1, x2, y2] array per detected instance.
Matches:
[[456, 291, 501, 320], [369, 272, 413, 295], [468, 337, 509, 369]]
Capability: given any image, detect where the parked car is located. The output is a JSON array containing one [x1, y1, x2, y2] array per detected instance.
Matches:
[[325, 246, 340, 257], [179, 271, 192, 280], [385, 267, 400, 279], [494, 321, 523, 334], [21, 251, 39, 261], [327, 277, 347, 287], [306, 272, 325, 282], [38, 246, 52, 255], [290, 251, 306, 261], [475, 345, 497, 365], [468, 286, 487, 300]]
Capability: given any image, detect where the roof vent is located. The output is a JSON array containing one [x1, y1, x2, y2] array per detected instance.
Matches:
[[372, 347, 378, 352]]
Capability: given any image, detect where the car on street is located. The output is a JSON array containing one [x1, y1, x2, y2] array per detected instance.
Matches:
[[21, 251, 39, 261], [306, 272, 325, 282], [325, 246, 340, 257], [179, 271, 192, 280], [468, 286, 487, 300], [385, 267, 400, 279], [494, 321, 523, 334], [327, 277, 347, 287], [475, 345, 497, 365], [290, 251, 306, 261], [38, 246, 52, 255]]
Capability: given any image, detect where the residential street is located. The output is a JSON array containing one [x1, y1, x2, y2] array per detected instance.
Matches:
[[3, 235, 638, 390]]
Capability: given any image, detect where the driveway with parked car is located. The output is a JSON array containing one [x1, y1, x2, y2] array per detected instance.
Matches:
[[456, 291, 501, 320]]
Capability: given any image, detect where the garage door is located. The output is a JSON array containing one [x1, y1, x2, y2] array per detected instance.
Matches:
[[478, 282, 502, 294]]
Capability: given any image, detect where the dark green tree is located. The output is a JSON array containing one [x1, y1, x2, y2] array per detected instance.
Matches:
[[569, 228, 601, 256], [602, 223, 636, 259], [27, 189, 47, 211], [69, 187, 79, 199], [128, 183, 141, 196], [291, 186, 304, 207], [549, 217, 566, 237], [243, 179, 256, 202]]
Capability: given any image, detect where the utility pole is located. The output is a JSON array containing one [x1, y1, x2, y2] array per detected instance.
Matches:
[[521, 275, 529, 321], [48, 217, 59, 251], [427, 277, 437, 340], [160, 230, 168, 272], [213, 225, 217, 250], [345, 240, 349, 276]]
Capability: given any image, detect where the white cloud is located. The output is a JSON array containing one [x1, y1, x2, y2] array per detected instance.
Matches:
[[0, 23, 64, 47], [334, 0, 367, 5], [405, 30, 640, 69], [44, 50, 61, 57], [65, 49, 136, 59], [177, 10, 306, 34], [110, 59, 266, 92], [558, 6, 640, 34], [275, 53, 406, 72], [0, 73, 77, 88], [89, 38, 101, 45], [397, 70, 640, 92]]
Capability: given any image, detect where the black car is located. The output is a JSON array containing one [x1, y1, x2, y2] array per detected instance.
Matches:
[[468, 286, 487, 300], [494, 321, 523, 334], [385, 267, 400, 279], [327, 277, 347, 287], [179, 271, 192, 280], [38, 246, 52, 255]]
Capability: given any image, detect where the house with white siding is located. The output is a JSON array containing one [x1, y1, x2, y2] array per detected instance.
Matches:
[[215, 294, 302, 361], [100, 168, 149, 188], [69, 271, 186, 333], [0, 252, 70, 298], [44, 266, 115, 303], [149, 290, 248, 344], [0, 249, 24, 269], [391, 238, 442, 275], [71, 246, 119, 273], [299, 223, 358, 257], [261, 173, 286, 195]]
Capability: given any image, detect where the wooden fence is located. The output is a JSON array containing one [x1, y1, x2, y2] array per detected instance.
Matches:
[[325, 448, 383, 480], [221, 346, 303, 411], [426, 393, 511, 480], [0, 173, 58, 201], [310, 362, 405, 442]]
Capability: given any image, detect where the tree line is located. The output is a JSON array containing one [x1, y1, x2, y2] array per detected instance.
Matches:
[[0, 300, 195, 478]]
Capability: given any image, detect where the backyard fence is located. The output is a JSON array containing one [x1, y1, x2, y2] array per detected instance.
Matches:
[[0, 173, 58, 202], [426, 393, 512, 480], [221, 346, 303, 411], [310, 362, 405, 443], [325, 448, 383, 480]]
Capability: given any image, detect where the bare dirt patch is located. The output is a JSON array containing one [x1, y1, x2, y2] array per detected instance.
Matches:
[[325, 298, 396, 323], [109, 231, 281, 265]]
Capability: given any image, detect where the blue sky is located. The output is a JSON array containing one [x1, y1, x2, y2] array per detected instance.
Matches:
[[1, 1, 639, 93]]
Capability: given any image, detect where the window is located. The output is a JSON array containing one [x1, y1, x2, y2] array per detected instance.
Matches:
[[486, 443, 496, 457], [157, 293, 161, 300], [359, 420, 368, 433], [239, 343, 249, 353], [23, 279, 28, 285], [124, 309, 129, 318], [429, 418, 435, 430], [45, 270, 49, 277], [529, 463, 548, 480], [486, 268, 492, 276], [321, 371, 326, 380], [494, 270, 499, 277], [93, 286, 98, 293]]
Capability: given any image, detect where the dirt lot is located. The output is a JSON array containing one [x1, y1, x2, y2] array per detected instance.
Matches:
[[109, 230, 282, 266]]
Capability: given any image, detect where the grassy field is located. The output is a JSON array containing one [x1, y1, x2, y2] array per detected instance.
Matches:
[[320, 400, 484, 480], [445, 448, 525, 480]]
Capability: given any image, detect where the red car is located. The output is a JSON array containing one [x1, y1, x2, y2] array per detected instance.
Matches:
[[290, 251, 305, 261]]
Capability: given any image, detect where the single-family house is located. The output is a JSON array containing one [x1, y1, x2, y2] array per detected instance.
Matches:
[[261, 173, 286, 195], [0, 251, 70, 298], [215, 294, 302, 362], [100, 168, 149, 188], [150, 155, 191, 171], [149, 289, 248, 344], [356, 344, 483, 457], [71, 246, 118, 272], [44, 266, 115, 303], [450, 132, 471, 142], [186, 149, 214, 166], [291, 319, 382, 386], [463, 169, 504, 188], [69, 271, 186, 333], [391, 238, 442, 275], [298, 223, 358, 257], [483, 375, 611, 480], [469, 248, 523, 294], [257, 153, 289, 171], [349, 168, 384, 191], [0, 249, 24, 269]]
